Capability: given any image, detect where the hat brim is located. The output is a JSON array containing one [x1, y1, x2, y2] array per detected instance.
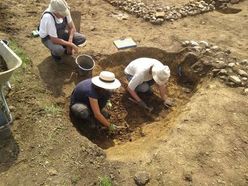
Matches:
[[153, 74, 168, 86], [92, 76, 121, 90], [58, 8, 69, 17]]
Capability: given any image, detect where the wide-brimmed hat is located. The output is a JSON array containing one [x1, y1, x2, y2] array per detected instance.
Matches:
[[49, 0, 70, 17], [92, 71, 121, 90], [152, 65, 170, 85]]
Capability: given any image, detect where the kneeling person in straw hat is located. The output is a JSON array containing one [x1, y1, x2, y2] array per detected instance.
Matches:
[[124, 58, 173, 110], [39, 0, 86, 62], [70, 71, 121, 132]]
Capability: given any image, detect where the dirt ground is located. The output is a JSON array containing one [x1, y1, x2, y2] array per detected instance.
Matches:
[[0, 0, 248, 185]]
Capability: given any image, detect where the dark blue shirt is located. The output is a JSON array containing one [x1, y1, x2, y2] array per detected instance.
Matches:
[[70, 79, 110, 109]]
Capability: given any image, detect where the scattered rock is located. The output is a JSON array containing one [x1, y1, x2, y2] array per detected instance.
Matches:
[[242, 88, 248, 95], [105, 0, 235, 25], [48, 168, 58, 176], [184, 172, 193, 182], [90, 26, 96, 31], [9, 105, 16, 111], [134, 171, 150, 186]]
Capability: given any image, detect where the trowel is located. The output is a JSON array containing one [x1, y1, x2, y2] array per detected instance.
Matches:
[[128, 97, 153, 112]]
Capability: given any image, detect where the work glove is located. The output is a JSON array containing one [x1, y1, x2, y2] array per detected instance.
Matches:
[[108, 123, 117, 134], [106, 100, 112, 109], [164, 98, 175, 107]]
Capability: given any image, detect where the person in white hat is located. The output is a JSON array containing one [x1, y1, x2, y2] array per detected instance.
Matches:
[[124, 57, 173, 110], [39, 0, 86, 62], [70, 71, 121, 132]]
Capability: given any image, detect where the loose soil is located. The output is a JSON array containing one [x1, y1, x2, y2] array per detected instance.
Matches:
[[0, 0, 247, 185]]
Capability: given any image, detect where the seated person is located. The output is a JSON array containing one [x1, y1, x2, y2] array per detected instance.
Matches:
[[70, 71, 121, 131], [39, 0, 86, 61], [124, 57, 173, 109]]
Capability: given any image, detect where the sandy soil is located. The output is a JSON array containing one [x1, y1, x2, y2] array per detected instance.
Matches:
[[0, 0, 247, 185]]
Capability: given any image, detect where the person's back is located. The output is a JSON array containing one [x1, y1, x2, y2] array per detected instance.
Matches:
[[70, 79, 110, 110], [69, 71, 121, 132]]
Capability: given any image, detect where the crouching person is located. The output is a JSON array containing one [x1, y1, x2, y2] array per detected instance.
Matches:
[[125, 57, 174, 110], [70, 71, 121, 133], [39, 0, 86, 62]]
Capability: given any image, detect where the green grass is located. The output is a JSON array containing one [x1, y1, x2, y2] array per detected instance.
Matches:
[[44, 104, 62, 116], [9, 39, 31, 69], [99, 176, 112, 186]]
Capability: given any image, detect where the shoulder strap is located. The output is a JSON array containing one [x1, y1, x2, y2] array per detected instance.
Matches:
[[38, 11, 56, 31], [41, 11, 56, 22]]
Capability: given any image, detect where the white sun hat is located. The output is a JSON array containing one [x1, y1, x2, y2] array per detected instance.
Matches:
[[152, 64, 170, 86], [49, 0, 70, 17], [92, 71, 121, 90]]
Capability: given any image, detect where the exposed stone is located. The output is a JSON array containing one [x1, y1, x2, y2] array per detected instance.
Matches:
[[48, 168, 58, 176], [134, 171, 150, 186], [228, 63, 235, 67], [211, 45, 219, 50], [104, 0, 231, 25], [242, 77, 248, 81], [229, 75, 241, 84], [190, 41, 199, 46], [199, 40, 209, 48], [155, 11, 165, 18], [219, 69, 228, 75], [237, 69, 248, 77]]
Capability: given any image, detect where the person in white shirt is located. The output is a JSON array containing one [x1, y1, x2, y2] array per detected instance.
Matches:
[[124, 57, 173, 109], [39, 0, 86, 61]]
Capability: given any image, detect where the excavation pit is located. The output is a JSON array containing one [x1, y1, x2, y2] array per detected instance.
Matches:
[[71, 47, 210, 149]]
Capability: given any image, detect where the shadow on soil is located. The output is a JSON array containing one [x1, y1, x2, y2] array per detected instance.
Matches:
[[38, 55, 80, 97], [69, 111, 115, 149], [0, 128, 20, 173]]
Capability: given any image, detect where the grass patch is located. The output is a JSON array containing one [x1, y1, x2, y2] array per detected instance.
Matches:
[[44, 104, 62, 116], [99, 176, 112, 186], [9, 39, 31, 69]]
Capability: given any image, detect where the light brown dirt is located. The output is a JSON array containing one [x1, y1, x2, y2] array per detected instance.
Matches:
[[0, 0, 247, 185]]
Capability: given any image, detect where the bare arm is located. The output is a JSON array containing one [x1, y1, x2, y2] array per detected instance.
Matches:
[[50, 36, 78, 52], [67, 21, 76, 42], [89, 97, 110, 127], [127, 86, 142, 102], [158, 84, 168, 101]]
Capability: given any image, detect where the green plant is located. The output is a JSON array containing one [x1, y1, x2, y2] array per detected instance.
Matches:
[[9, 39, 31, 69], [99, 176, 112, 186], [71, 175, 81, 185]]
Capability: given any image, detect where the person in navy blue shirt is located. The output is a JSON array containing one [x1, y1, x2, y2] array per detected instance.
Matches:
[[70, 71, 121, 131]]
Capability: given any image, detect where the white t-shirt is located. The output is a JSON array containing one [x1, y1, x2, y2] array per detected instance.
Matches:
[[39, 8, 72, 38], [124, 58, 163, 90]]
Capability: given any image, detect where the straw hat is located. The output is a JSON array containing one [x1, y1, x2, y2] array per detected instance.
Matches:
[[49, 0, 70, 17], [152, 65, 170, 85], [92, 71, 121, 90]]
